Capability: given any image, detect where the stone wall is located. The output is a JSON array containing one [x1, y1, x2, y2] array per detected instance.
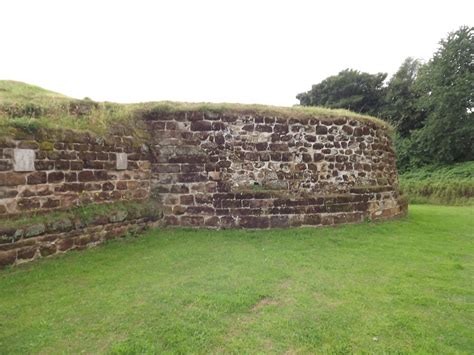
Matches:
[[0, 108, 407, 267], [0, 129, 151, 216], [0, 205, 160, 267], [145, 110, 407, 229]]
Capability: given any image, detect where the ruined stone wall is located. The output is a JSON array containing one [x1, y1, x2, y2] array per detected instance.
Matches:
[[0, 108, 407, 267], [0, 129, 151, 216], [0, 206, 159, 267], [145, 111, 407, 228]]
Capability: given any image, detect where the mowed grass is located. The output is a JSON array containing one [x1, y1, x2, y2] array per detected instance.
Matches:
[[1, 205, 473, 354]]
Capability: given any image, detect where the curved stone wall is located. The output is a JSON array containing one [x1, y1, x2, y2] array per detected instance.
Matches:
[[145, 110, 407, 228], [0, 106, 407, 267]]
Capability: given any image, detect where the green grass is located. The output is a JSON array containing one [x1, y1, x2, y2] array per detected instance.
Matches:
[[400, 162, 474, 205], [0, 80, 68, 104], [0, 200, 160, 231], [0, 81, 391, 135], [1, 205, 473, 353]]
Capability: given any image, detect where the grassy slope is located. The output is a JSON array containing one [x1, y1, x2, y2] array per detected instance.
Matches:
[[1, 205, 473, 354], [0, 81, 390, 135], [0, 81, 134, 134], [400, 162, 474, 205], [0, 80, 68, 104]]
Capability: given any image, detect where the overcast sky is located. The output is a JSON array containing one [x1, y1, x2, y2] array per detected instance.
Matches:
[[1, 0, 472, 106]]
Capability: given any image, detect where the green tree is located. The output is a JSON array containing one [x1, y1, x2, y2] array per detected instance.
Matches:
[[413, 26, 474, 164], [296, 69, 387, 116], [383, 57, 426, 137]]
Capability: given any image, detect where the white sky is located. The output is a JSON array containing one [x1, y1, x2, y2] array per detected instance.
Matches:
[[1, 0, 472, 106]]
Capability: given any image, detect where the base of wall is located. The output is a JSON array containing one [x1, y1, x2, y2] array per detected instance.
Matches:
[[162, 191, 408, 229], [0, 195, 408, 268], [0, 212, 160, 268]]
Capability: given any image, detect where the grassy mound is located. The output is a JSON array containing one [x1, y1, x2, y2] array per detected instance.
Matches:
[[0, 81, 390, 135], [399, 161, 474, 205], [1, 205, 473, 353]]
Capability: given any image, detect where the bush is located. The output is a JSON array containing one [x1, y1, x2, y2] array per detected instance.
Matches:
[[399, 161, 474, 205]]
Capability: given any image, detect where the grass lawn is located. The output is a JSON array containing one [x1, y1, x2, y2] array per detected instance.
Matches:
[[1, 205, 473, 354]]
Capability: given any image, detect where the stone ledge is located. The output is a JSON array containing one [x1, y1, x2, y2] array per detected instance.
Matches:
[[0, 200, 162, 268]]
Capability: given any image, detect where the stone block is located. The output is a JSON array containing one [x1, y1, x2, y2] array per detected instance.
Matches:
[[27, 172, 47, 185], [17, 246, 38, 260], [191, 121, 212, 131], [270, 215, 289, 228], [48, 171, 64, 183], [24, 223, 46, 238], [13, 149, 35, 172], [0, 250, 17, 267], [239, 216, 269, 229], [116, 152, 128, 170], [0, 172, 26, 186]]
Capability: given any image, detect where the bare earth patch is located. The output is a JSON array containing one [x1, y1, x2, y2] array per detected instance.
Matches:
[[252, 297, 279, 312]]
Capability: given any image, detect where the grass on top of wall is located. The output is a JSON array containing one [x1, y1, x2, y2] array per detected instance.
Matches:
[[399, 161, 474, 205], [137, 101, 390, 128], [1, 205, 473, 354], [0, 80, 391, 135]]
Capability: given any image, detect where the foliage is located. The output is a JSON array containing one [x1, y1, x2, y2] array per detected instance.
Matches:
[[399, 161, 474, 205], [383, 57, 426, 137], [296, 69, 387, 116], [297, 27, 473, 168], [410, 26, 474, 165], [1, 205, 473, 353]]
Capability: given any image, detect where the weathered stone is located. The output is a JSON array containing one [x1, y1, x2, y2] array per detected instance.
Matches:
[[48, 171, 64, 183], [0, 160, 13, 171], [116, 152, 128, 170], [316, 125, 328, 134], [191, 121, 212, 131], [39, 244, 57, 257], [78, 171, 95, 182], [0, 250, 17, 267], [48, 218, 73, 232], [24, 223, 46, 238], [57, 238, 74, 251], [27, 172, 47, 184], [181, 216, 204, 226], [239, 216, 269, 229], [270, 215, 289, 228], [35, 160, 55, 170], [17, 198, 41, 210], [109, 210, 128, 223], [17, 246, 37, 260], [13, 149, 35, 172], [0, 172, 26, 186], [42, 198, 60, 209], [303, 214, 321, 225]]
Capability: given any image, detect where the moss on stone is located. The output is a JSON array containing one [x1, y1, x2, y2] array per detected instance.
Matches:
[[38, 141, 54, 151], [0, 200, 162, 233]]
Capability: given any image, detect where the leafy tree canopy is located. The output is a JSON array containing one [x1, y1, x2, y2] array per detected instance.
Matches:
[[296, 69, 387, 116], [412, 25, 474, 164], [383, 57, 426, 137]]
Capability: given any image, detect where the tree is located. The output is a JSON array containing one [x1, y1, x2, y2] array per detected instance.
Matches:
[[296, 69, 387, 116], [413, 26, 474, 164], [383, 57, 426, 137]]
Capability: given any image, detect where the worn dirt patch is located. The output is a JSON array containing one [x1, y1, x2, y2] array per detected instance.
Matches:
[[251, 297, 279, 312]]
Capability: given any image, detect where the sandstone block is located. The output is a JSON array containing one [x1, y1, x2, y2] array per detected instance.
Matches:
[[13, 149, 35, 172], [116, 153, 128, 170]]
